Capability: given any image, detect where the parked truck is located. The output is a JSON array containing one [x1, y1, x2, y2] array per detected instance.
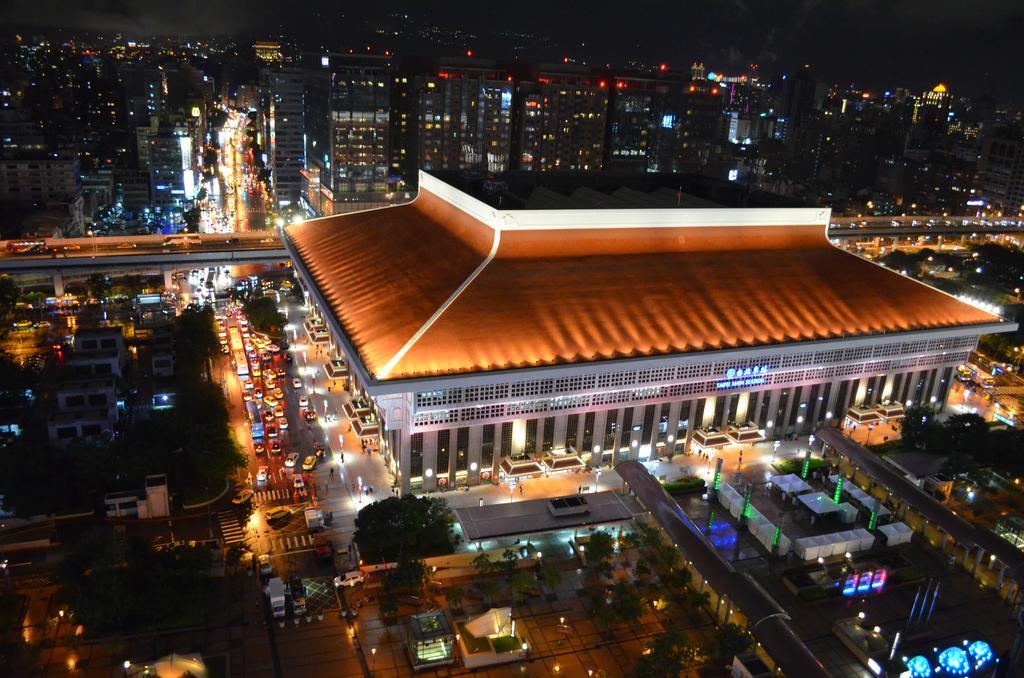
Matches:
[[267, 577, 286, 618], [304, 507, 324, 532]]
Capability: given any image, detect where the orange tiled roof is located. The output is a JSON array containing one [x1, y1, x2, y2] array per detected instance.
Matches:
[[287, 191, 999, 381]]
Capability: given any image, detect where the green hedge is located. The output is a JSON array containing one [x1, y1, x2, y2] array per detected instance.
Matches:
[[773, 458, 830, 475], [661, 477, 706, 494], [797, 587, 827, 602], [893, 566, 927, 584]]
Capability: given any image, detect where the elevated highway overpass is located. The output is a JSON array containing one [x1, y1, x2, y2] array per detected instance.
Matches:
[[0, 214, 1018, 294], [0, 232, 288, 294], [828, 215, 1024, 239]]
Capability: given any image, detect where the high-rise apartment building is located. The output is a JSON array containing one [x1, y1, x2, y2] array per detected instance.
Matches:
[[140, 116, 193, 210], [515, 66, 608, 172], [415, 59, 513, 173], [607, 72, 725, 173], [0, 153, 80, 206], [979, 126, 1024, 214], [261, 66, 305, 208]]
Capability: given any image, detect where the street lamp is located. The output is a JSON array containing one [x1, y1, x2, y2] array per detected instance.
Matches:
[[371, 647, 377, 674]]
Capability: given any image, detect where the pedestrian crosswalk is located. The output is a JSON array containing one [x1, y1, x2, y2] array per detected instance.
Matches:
[[273, 534, 315, 552], [217, 511, 246, 546], [255, 489, 290, 503]]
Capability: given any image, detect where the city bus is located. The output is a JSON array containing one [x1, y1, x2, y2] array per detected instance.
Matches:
[[229, 326, 248, 376], [246, 400, 265, 440], [6, 240, 48, 255]]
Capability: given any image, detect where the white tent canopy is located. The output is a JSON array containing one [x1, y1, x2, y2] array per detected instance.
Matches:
[[771, 474, 812, 495], [878, 521, 914, 546], [464, 608, 513, 639]]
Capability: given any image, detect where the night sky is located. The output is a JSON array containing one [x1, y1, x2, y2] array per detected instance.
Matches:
[[1, 0, 1021, 100]]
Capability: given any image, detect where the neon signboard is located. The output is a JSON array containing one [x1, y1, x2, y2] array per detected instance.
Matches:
[[840, 569, 887, 597], [716, 365, 770, 390]]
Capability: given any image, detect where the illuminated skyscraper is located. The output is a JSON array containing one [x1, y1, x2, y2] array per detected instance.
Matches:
[[414, 59, 513, 173], [515, 66, 608, 172]]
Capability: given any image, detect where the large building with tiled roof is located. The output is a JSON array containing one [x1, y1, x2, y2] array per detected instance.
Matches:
[[284, 171, 1014, 494]]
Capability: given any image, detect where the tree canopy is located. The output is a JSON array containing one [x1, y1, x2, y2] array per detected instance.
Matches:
[[58, 528, 211, 633], [633, 629, 698, 676], [243, 296, 286, 337], [353, 495, 453, 563], [0, 310, 243, 516]]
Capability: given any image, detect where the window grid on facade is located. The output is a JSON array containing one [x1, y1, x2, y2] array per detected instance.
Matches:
[[455, 427, 469, 472], [500, 422, 513, 457], [481, 424, 495, 468], [565, 414, 579, 451], [437, 430, 451, 475], [525, 418, 538, 454], [410, 432, 423, 478]]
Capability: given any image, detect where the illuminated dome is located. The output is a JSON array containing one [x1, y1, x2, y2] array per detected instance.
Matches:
[[932, 83, 949, 93], [937, 646, 970, 676], [906, 655, 932, 678], [968, 640, 993, 668]]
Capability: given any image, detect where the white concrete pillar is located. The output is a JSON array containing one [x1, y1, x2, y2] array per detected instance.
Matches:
[[824, 378, 843, 423], [491, 423, 505, 477], [53, 271, 64, 297], [734, 393, 750, 424], [397, 427, 412, 495], [881, 373, 896, 402], [467, 425, 483, 486], [764, 389, 781, 436], [163, 267, 175, 292], [592, 409, 608, 461], [510, 419, 526, 457], [666, 401, 683, 454], [683, 401, 698, 452], [422, 430, 438, 492], [854, 378, 868, 407], [701, 397, 717, 428], [552, 415, 568, 450]]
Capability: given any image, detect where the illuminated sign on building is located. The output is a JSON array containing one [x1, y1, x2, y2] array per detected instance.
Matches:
[[715, 365, 769, 389]]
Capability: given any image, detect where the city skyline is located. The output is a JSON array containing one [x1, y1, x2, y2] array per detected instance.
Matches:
[[1, 0, 1022, 102]]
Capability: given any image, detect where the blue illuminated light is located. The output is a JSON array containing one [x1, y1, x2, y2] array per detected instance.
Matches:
[[661, 114, 675, 128], [937, 647, 970, 676], [906, 655, 932, 678], [967, 640, 993, 669]]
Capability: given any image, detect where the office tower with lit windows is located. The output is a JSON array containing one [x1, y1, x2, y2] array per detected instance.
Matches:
[[304, 54, 391, 213]]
